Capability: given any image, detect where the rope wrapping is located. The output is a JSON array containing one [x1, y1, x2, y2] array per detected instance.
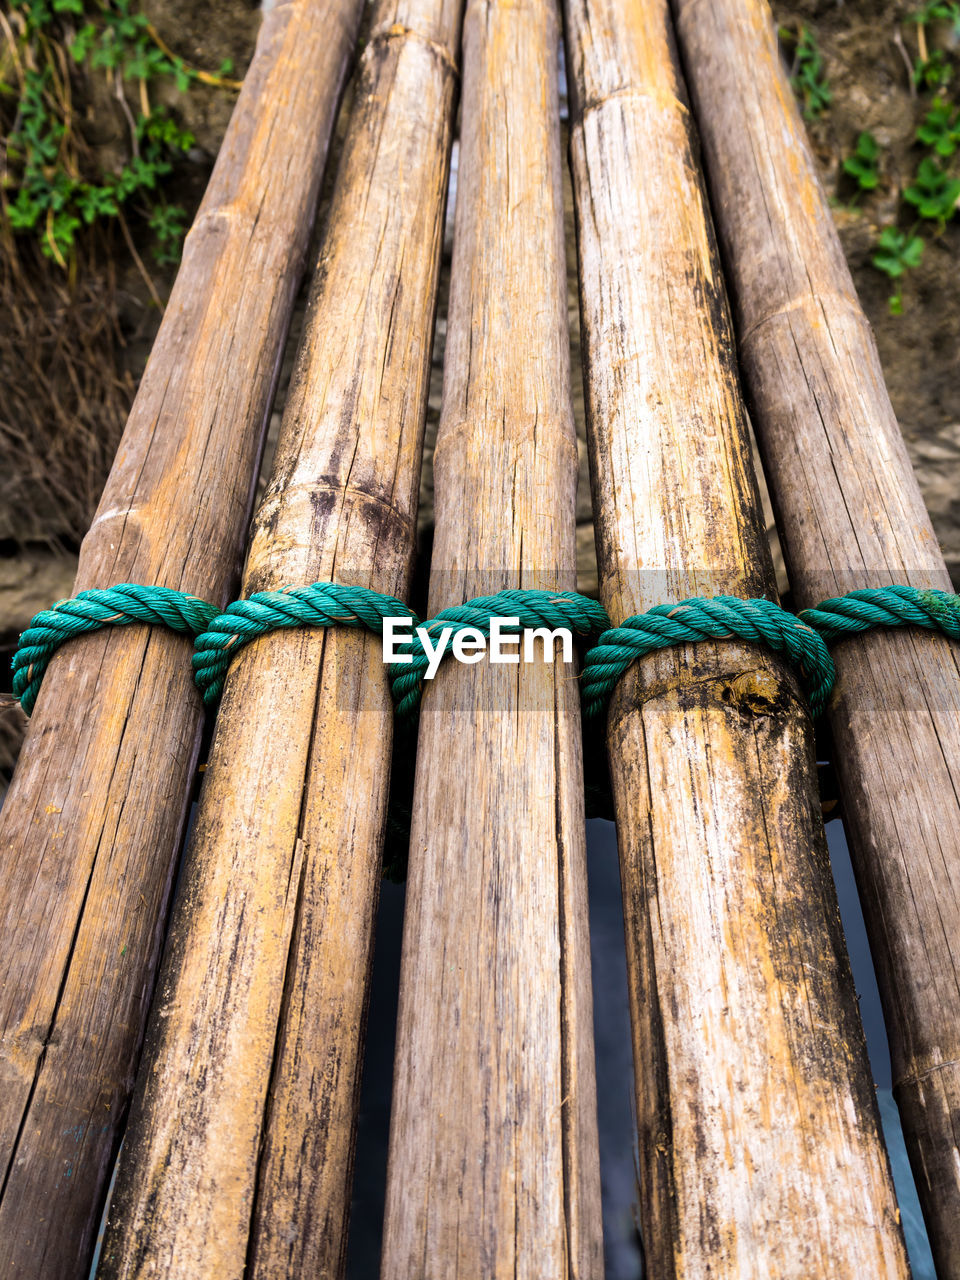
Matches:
[[386, 589, 612, 720], [192, 581, 420, 706], [580, 595, 836, 718], [12, 585, 219, 715], [799, 585, 960, 645], [13, 582, 960, 726], [13, 579, 960, 874]]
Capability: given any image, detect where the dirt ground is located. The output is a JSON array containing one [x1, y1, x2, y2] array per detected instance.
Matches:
[[2, 0, 959, 782], [772, 0, 960, 581]]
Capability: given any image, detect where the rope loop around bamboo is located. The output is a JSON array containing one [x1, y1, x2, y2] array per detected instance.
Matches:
[[11, 585, 220, 715], [387, 589, 612, 720], [799, 585, 960, 646], [191, 582, 421, 706], [12, 581, 960, 724], [579, 595, 836, 718]]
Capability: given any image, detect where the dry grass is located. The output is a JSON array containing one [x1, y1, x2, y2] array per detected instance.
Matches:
[[0, 234, 136, 787], [0, 232, 135, 548], [0, 695, 27, 793]]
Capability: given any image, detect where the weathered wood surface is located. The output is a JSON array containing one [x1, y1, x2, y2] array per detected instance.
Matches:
[[379, 0, 604, 1273], [672, 0, 960, 1271], [0, 2, 360, 1275], [564, 0, 910, 1273], [97, 4, 461, 1278]]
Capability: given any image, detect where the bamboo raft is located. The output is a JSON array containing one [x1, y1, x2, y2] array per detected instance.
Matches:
[[2, 0, 959, 1276]]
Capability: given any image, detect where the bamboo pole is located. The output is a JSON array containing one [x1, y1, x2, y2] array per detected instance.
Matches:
[[379, 0, 603, 1274], [562, 0, 910, 1274], [0, 2, 360, 1275], [671, 1, 960, 1271], [97, 4, 461, 1277]]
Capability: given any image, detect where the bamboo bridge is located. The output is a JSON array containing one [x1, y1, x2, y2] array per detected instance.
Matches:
[[2, 0, 960, 1276]]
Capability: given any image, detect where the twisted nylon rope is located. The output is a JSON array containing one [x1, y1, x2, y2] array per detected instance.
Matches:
[[12, 585, 219, 716], [388, 589, 612, 720], [15, 582, 960, 727], [800, 585, 960, 645], [192, 581, 419, 706], [580, 595, 836, 719]]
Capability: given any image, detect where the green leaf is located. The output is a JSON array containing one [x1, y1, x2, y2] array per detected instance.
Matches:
[[914, 48, 952, 90], [904, 156, 960, 222], [76, 182, 120, 222], [789, 26, 832, 121], [917, 99, 960, 157], [872, 227, 925, 279], [901, 234, 926, 268], [843, 136, 882, 192], [7, 192, 43, 230], [68, 23, 97, 61]]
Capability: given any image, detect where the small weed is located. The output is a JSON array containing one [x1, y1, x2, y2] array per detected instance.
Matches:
[[904, 155, 960, 223], [915, 47, 953, 90], [1, 0, 240, 269], [843, 131, 882, 190], [148, 200, 187, 265], [911, 2, 959, 88], [917, 97, 960, 155], [780, 25, 832, 120], [872, 228, 926, 313], [806, 2, 960, 314], [911, 1, 960, 37]]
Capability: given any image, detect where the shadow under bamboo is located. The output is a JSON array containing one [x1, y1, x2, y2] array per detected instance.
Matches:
[[562, 0, 909, 1273], [0, 3, 361, 1276], [379, 0, 604, 1274], [96, 5, 461, 1278], [671, 1, 960, 1272]]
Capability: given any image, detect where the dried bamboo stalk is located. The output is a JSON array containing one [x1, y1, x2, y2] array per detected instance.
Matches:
[[96, 5, 461, 1278], [379, 0, 603, 1273], [672, 1, 960, 1272], [563, 0, 910, 1273], [0, 2, 360, 1275]]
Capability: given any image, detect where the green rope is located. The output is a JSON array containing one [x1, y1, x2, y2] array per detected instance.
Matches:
[[580, 595, 836, 718], [387, 589, 612, 720], [191, 581, 419, 707], [15, 582, 960, 730], [12, 585, 219, 716], [799, 585, 960, 645], [14, 578, 960, 877]]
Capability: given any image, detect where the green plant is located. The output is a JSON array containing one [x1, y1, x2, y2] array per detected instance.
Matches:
[[843, 131, 882, 190], [872, 228, 926, 313], [915, 46, 952, 90], [856, 2, 960, 312], [911, 1, 960, 37], [917, 97, 960, 155], [911, 2, 959, 88], [781, 25, 832, 120], [148, 200, 187, 265], [904, 155, 960, 223], [2, 0, 238, 269]]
